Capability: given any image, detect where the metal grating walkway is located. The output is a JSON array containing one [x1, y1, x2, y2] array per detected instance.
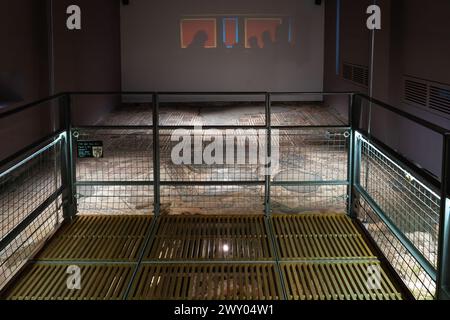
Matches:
[[2, 214, 404, 300]]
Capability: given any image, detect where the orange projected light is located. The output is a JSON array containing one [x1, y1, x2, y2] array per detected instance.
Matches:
[[245, 18, 282, 48], [180, 18, 217, 48]]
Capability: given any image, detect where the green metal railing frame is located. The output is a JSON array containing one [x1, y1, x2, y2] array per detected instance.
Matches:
[[0, 91, 449, 299]]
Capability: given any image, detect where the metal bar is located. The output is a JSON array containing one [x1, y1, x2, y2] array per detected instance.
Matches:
[[123, 216, 159, 299], [76, 181, 154, 186], [264, 217, 288, 300], [0, 130, 64, 171], [437, 133, 450, 300], [272, 125, 350, 130], [352, 131, 362, 216], [160, 181, 264, 186], [160, 125, 266, 130], [73, 125, 153, 131], [271, 180, 349, 187], [354, 94, 448, 135], [0, 187, 64, 252], [0, 93, 66, 119], [264, 93, 271, 217], [153, 93, 161, 216], [72, 125, 350, 131], [347, 94, 355, 217], [75, 180, 267, 187], [354, 184, 437, 281], [0, 134, 63, 179], [60, 95, 76, 220], [62, 91, 356, 96]]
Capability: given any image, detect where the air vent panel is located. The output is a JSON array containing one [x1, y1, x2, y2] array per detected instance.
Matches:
[[429, 86, 450, 115], [403, 76, 450, 119], [342, 63, 369, 87]]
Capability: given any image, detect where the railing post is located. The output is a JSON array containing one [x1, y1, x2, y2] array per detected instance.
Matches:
[[60, 94, 77, 220], [152, 93, 161, 216], [347, 93, 355, 217], [264, 92, 271, 217], [437, 133, 450, 300]]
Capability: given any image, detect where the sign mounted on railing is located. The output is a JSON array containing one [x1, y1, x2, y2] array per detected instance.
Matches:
[[77, 141, 104, 158]]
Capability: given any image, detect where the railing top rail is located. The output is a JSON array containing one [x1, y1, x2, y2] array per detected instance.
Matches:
[[0, 93, 66, 120], [67, 91, 355, 95], [355, 93, 449, 136]]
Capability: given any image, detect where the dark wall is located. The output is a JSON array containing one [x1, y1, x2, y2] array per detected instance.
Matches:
[[0, 0, 52, 162], [0, 0, 122, 162], [324, 0, 450, 178], [121, 0, 325, 95], [52, 0, 122, 125]]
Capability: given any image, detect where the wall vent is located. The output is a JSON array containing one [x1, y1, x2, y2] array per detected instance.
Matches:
[[403, 76, 450, 118], [429, 86, 450, 115], [342, 63, 369, 87], [404, 79, 428, 107]]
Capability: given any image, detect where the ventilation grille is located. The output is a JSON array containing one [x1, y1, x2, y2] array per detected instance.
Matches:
[[342, 63, 369, 87], [429, 86, 450, 115], [404, 76, 450, 117], [405, 79, 428, 106]]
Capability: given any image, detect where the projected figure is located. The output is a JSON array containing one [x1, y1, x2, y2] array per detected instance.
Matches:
[[274, 22, 292, 50], [248, 36, 260, 49], [188, 30, 209, 49], [262, 31, 275, 50]]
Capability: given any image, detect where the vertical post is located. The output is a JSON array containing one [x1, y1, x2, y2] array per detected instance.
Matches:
[[437, 133, 450, 300], [350, 94, 362, 218], [60, 94, 76, 220], [152, 93, 161, 216], [347, 93, 354, 217], [264, 93, 271, 217]]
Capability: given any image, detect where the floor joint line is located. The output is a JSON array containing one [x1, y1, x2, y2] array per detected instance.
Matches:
[[123, 214, 159, 300]]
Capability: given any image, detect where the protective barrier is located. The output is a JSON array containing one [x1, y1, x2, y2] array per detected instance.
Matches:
[[0, 134, 65, 290], [0, 92, 449, 300]]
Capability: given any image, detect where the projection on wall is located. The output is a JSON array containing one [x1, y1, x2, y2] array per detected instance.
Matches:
[[223, 18, 239, 48], [180, 18, 217, 48], [244, 18, 281, 48], [180, 16, 294, 49]]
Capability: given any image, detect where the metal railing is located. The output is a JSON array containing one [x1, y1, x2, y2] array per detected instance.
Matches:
[[0, 91, 448, 300]]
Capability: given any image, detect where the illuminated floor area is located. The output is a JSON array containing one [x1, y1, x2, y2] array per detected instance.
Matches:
[[2, 214, 404, 300]]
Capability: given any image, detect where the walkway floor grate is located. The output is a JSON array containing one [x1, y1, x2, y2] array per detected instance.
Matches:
[[128, 263, 283, 300], [272, 214, 376, 260], [281, 262, 402, 300], [144, 215, 272, 261], [35, 215, 152, 261], [2, 213, 405, 300], [5, 263, 134, 300]]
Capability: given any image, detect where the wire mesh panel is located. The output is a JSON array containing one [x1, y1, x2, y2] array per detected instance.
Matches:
[[160, 185, 264, 215], [0, 141, 62, 240], [75, 129, 153, 182], [274, 129, 349, 182], [271, 185, 347, 214], [357, 197, 436, 300], [358, 136, 440, 269], [271, 128, 349, 214], [0, 138, 63, 290], [77, 185, 154, 215], [74, 129, 154, 215], [160, 129, 265, 182]]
